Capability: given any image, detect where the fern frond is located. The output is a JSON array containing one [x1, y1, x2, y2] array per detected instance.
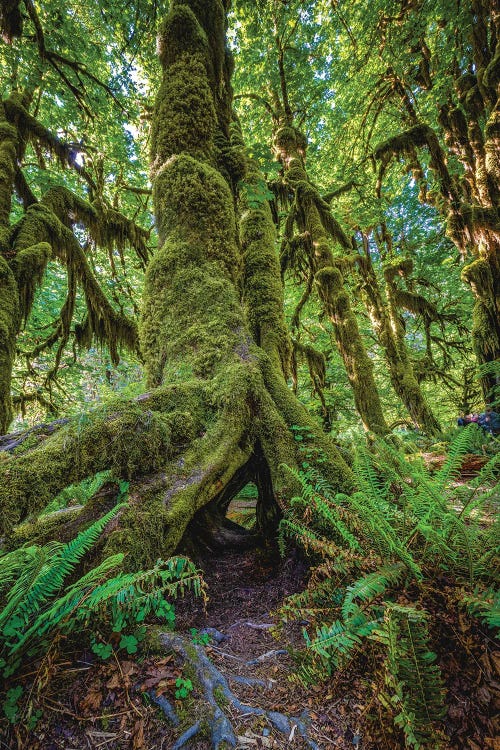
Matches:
[[354, 445, 390, 507], [434, 425, 480, 492], [375, 604, 446, 748], [341, 564, 405, 621], [462, 587, 500, 634], [307, 614, 377, 668], [12, 504, 125, 629]]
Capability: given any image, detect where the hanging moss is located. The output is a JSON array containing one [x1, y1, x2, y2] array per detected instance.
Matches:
[[316, 267, 388, 435], [374, 125, 431, 162], [4, 95, 77, 169], [374, 124, 457, 205], [10, 242, 51, 322], [272, 115, 388, 434], [12, 195, 140, 361], [383, 257, 414, 283], [356, 252, 441, 435], [291, 339, 328, 416], [292, 340, 326, 388], [40, 185, 150, 265]]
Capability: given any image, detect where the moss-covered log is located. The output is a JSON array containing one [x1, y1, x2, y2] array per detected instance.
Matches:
[[0, 0, 353, 567]]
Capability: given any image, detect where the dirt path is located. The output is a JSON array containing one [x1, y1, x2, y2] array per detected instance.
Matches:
[[3, 542, 497, 749]]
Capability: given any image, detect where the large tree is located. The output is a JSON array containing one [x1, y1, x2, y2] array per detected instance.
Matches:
[[0, 0, 352, 566]]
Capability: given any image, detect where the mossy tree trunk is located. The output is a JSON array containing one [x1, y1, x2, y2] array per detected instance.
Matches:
[[0, 0, 353, 567], [373, 2, 500, 403], [356, 237, 441, 435], [274, 120, 388, 435]]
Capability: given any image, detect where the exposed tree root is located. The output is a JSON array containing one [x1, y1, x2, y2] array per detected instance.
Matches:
[[156, 633, 320, 750], [0, 417, 68, 452]]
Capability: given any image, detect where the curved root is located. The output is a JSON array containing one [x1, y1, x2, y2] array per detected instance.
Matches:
[[158, 633, 320, 750]]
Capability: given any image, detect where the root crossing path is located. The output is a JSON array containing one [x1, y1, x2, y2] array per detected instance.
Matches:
[[162, 547, 367, 750]]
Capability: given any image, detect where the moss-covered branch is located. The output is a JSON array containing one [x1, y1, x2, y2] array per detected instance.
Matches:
[[272, 123, 388, 434]]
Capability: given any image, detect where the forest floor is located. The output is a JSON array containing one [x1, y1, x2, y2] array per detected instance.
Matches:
[[1, 457, 498, 750]]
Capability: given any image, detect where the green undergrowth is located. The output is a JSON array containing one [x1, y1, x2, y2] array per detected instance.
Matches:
[[277, 425, 499, 749], [0, 497, 205, 731], [41, 470, 114, 514]]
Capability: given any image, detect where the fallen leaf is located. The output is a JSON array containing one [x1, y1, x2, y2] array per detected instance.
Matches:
[[80, 687, 103, 714], [132, 719, 145, 749]]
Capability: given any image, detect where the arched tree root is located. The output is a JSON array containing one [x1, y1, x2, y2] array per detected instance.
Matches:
[[156, 633, 320, 750]]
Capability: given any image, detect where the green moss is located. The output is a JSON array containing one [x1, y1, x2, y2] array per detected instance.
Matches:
[[0, 256, 19, 433], [271, 115, 388, 434], [151, 56, 216, 173], [157, 5, 210, 69], [104, 492, 170, 570], [11, 241, 51, 322], [153, 155, 239, 276], [240, 154, 291, 376], [461, 258, 494, 299], [0, 401, 177, 535], [0, 102, 17, 227], [315, 268, 388, 435], [141, 153, 244, 386], [273, 126, 307, 164]]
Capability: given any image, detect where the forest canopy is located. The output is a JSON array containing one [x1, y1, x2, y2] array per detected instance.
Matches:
[[0, 0, 498, 437]]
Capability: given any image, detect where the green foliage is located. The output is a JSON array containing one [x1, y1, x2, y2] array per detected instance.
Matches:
[[278, 427, 499, 747], [0, 505, 204, 726], [42, 469, 113, 514], [462, 587, 500, 635], [238, 178, 274, 208], [175, 676, 194, 700], [374, 605, 446, 749], [190, 628, 211, 646]]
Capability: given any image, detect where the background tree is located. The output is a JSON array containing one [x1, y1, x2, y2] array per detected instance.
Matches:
[[0, 0, 158, 432]]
